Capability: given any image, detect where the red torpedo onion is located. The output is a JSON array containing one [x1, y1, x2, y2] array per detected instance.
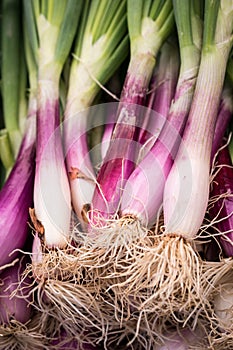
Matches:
[[0, 111, 36, 267], [24, 0, 83, 248], [120, 40, 184, 226], [159, 0, 233, 318], [0, 1, 38, 268], [64, 0, 128, 227], [91, 0, 174, 220], [34, 78, 71, 248], [120, 0, 201, 227]]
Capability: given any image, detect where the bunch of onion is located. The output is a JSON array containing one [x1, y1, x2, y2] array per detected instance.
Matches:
[[4, 0, 233, 347], [56, 1, 175, 338], [161, 0, 233, 296], [70, 2, 177, 344], [74, 0, 205, 330], [24, 0, 174, 344], [72, 42, 179, 332], [160, 0, 233, 324], [19, 0, 85, 341], [82, 1, 232, 340], [90, 0, 174, 219], [21, 0, 129, 343], [98, 0, 233, 331], [31, 1, 176, 338]]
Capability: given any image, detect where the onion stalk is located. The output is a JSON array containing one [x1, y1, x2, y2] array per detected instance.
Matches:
[[66, 0, 203, 336], [1, 0, 23, 158], [23, 0, 82, 248], [0, 129, 14, 174], [64, 0, 128, 226]]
